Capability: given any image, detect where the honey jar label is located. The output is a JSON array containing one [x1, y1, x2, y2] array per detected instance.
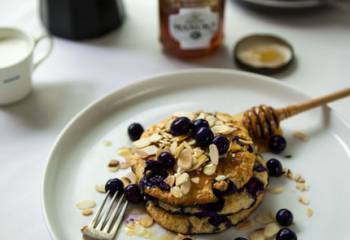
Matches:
[[169, 7, 219, 50]]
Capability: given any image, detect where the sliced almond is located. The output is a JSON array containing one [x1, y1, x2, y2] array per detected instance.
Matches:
[[175, 173, 190, 186], [292, 131, 309, 141], [206, 115, 216, 127], [171, 186, 183, 198], [294, 173, 305, 183], [196, 112, 206, 120], [95, 184, 106, 193], [212, 125, 234, 135], [209, 144, 219, 165], [133, 148, 149, 158], [175, 142, 185, 158], [249, 229, 265, 240], [203, 163, 216, 176], [117, 147, 132, 157], [268, 186, 284, 194], [76, 200, 96, 210], [264, 222, 280, 238], [170, 141, 178, 155], [216, 112, 232, 122], [126, 172, 137, 184], [307, 207, 314, 217], [164, 175, 175, 186], [82, 208, 93, 216], [149, 133, 162, 143], [298, 195, 310, 205], [296, 182, 310, 192], [121, 176, 131, 187], [215, 175, 227, 181], [189, 154, 208, 171], [119, 161, 131, 169], [178, 149, 192, 170], [138, 214, 154, 228], [255, 213, 274, 224], [108, 159, 120, 168], [180, 180, 191, 194], [191, 177, 200, 184], [173, 112, 195, 120], [133, 137, 151, 148], [141, 145, 158, 156]]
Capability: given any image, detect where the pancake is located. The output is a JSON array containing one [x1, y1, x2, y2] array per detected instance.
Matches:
[[130, 111, 259, 206]]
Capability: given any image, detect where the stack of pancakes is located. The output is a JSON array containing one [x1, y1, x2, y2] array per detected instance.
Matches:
[[130, 111, 269, 234]]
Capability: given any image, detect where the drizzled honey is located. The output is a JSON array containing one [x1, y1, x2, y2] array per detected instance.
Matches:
[[159, 0, 225, 59]]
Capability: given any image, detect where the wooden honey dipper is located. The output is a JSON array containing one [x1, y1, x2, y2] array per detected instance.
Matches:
[[242, 87, 350, 141]]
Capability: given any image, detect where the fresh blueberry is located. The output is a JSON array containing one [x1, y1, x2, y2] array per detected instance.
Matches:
[[127, 123, 144, 141], [212, 136, 230, 154], [266, 158, 283, 177], [170, 117, 192, 136], [276, 228, 297, 240], [105, 178, 124, 195], [254, 164, 267, 172], [144, 160, 166, 175], [124, 184, 142, 204], [276, 209, 294, 226], [246, 177, 264, 197], [268, 135, 287, 154], [193, 119, 209, 132], [195, 127, 214, 148], [234, 238, 248, 240], [158, 152, 175, 169]]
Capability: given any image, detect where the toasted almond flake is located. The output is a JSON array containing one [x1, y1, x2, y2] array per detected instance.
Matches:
[[95, 184, 106, 193], [255, 213, 274, 224], [173, 112, 195, 120], [298, 196, 310, 205], [180, 180, 191, 194], [138, 214, 154, 228], [235, 219, 253, 230], [133, 138, 151, 148], [284, 168, 293, 179], [206, 115, 216, 126], [197, 112, 206, 120], [120, 162, 131, 169], [141, 145, 158, 156], [175, 142, 185, 158], [76, 200, 96, 210], [203, 163, 216, 176], [216, 112, 232, 122], [189, 154, 208, 171], [126, 172, 137, 184], [149, 133, 162, 143], [249, 229, 265, 240], [175, 173, 190, 186], [118, 147, 132, 157], [121, 177, 131, 187], [171, 186, 183, 198], [178, 149, 192, 170], [102, 140, 112, 147], [188, 139, 196, 145], [296, 182, 310, 192], [108, 159, 119, 168], [170, 141, 178, 155], [212, 125, 234, 135], [133, 148, 149, 158], [215, 175, 227, 181], [268, 186, 284, 194], [292, 131, 309, 141], [209, 144, 219, 165], [164, 175, 175, 186], [191, 177, 200, 184], [82, 208, 93, 216], [264, 223, 280, 238], [307, 208, 314, 217]]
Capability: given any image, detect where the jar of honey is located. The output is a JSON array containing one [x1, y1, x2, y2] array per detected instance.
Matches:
[[159, 0, 225, 59]]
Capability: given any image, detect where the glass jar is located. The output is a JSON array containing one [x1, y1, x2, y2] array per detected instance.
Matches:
[[159, 0, 225, 59]]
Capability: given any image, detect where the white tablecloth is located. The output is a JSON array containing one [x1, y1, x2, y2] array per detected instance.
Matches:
[[0, 0, 349, 239]]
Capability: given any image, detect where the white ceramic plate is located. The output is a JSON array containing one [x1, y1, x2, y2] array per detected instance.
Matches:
[[239, 0, 323, 9], [43, 69, 350, 240]]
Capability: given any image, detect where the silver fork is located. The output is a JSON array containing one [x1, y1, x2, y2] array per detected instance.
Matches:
[[81, 190, 128, 240]]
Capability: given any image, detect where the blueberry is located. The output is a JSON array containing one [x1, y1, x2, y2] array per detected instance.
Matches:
[[199, 197, 224, 212], [170, 117, 192, 136], [276, 228, 297, 240], [276, 209, 294, 226], [124, 184, 142, 204], [212, 136, 230, 154], [127, 123, 144, 141], [193, 119, 209, 132], [268, 135, 287, 154], [195, 127, 214, 148], [246, 177, 264, 197], [158, 152, 175, 169], [234, 238, 248, 240], [208, 214, 229, 227], [144, 160, 166, 175], [105, 178, 124, 195], [266, 158, 283, 177], [254, 164, 267, 172]]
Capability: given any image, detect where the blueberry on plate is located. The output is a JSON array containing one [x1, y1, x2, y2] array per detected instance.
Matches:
[[124, 184, 142, 204], [276, 209, 294, 226], [193, 119, 209, 132], [127, 123, 144, 141], [158, 152, 175, 169], [276, 228, 297, 240], [195, 127, 214, 148], [212, 136, 230, 154], [105, 178, 124, 195], [268, 135, 287, 154], [266, 158, 283, 177], [170, 117, 192, 136]]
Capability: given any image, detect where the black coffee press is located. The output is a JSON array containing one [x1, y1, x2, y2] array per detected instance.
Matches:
[[40, 0, 125, 40]]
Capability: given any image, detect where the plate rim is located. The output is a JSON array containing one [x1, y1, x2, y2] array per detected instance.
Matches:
[[41, 68, 350, 239], [239, 0, 322, 9]]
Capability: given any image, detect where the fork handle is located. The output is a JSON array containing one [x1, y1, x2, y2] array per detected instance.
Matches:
[[275, 87, 350, 121]]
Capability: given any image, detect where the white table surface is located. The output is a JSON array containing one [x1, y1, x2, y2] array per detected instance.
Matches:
[[0, 0, 349, 239]]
